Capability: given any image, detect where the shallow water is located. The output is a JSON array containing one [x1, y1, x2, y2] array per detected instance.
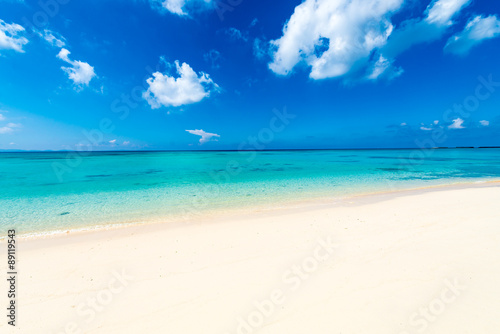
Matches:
[[1, 148, 499, 234]]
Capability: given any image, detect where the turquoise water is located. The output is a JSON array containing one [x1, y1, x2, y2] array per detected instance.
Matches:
[[1, 149, 499, 235]]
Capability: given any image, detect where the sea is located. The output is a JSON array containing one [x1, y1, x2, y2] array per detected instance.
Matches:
[[1, 148, 499, 236]]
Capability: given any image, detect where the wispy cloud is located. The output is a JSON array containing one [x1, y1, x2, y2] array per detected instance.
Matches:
[[479, 120, 489, 126], [374, 0, 470, 79], [253, 37, 269, 60], [37, 29, 66, 48], [426, 0, 470, 26], [149, 0, 213, 16], [224, 27, 248, 42], [367, 55, 403, 81], [186, 129, 220, 144], [0, 122, 22, 134], [0, 19, 28, 53], [445, 15, 500, 55], [249, 18, 259, 28], [203, 49, 221, 69], [143, 60, 219, 109]]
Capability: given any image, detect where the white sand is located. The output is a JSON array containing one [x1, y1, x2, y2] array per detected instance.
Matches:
[[1, 183, 500, 333]]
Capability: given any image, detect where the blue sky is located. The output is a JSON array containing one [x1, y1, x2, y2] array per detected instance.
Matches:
[[0, 0, 499, 151]]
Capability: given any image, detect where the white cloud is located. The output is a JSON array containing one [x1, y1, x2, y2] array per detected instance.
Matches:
[[419, 120, 442, 131], [371, 0, 470, 78], [425, 0, 470, 26], [37, 29, 66, 48], [161, 0, 187, 15], [123, 141, 130, 145], [400, 122, 407, 126], [367, 55, 403, 80], [445, 15, 500, 55], [0, 122, 21, 134], [268, 0, 471, 81], [150, 0, 212, 16], [268, 0, 403, 79], [57, 48, 96, 88], [479, 120, 489, 126], [36, 32, 95, 90], [143, 60, 219, 109], [0, 113, 5, 121], [448, 118, 465, 129], [109, 139, 116, 144], [0, 19, 28, 53], [186, 129, 220, 144]]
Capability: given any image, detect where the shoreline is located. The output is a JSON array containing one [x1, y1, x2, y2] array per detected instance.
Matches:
[[13, 178, 500, 242], [5, 180, 500, 333]]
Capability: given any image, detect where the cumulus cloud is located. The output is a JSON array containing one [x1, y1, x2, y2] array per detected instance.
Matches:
[[268, 0, 471, 81], [0, 122, 21, 134], [268, 0, 404, 79], [143, 60, 219, 109], [186, 129, 220, 144], [445, 15, 500, 55], [0, 19, 28, 53], [37, 29, 66, 48], [150, 0, 212, 16], [0, 113, 5, 121], [448, 118, 465, 129], [479, 120, 489, 126], [57, 48, 96, 88]]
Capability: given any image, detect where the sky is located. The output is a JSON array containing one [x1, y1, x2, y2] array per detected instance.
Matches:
[[0, 0, 500, 151]]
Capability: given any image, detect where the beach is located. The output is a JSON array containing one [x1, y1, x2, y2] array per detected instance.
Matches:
[[3, 0, 500, 331], [2, 182, 500, 333]]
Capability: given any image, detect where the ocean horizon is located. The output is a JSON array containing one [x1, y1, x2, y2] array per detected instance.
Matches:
[[2, 148, 500, 236]]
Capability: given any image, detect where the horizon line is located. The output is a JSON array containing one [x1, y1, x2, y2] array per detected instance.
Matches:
[[2, 146, 500, 153]]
